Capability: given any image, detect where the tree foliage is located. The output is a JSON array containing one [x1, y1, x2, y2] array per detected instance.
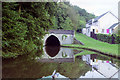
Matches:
[[2, 2, 95, 58], [2, 2, 57, 58], [50, 2, 95, 31]]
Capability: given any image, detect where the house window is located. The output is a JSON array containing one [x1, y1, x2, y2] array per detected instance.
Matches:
[[111, 28, 114, 33], [102, 29, 104, 33], [96, 29, 98, 33], [88, 29, 89, 33]]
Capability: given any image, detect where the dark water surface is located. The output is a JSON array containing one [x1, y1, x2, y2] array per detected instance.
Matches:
[[2, 46, 120, 79]]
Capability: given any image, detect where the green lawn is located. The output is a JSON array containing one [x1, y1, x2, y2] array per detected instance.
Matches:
[[64, 33, 119, 56]]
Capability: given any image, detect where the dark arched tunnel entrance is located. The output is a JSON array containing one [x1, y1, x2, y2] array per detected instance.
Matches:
[[45, 35, 60, 57], [45, 35, 60, 46]]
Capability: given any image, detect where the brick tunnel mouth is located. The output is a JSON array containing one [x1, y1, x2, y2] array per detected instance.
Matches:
[[45, 35, 60, 46]]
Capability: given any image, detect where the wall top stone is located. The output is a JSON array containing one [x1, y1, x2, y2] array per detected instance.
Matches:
[[48, 29, 74, 35]]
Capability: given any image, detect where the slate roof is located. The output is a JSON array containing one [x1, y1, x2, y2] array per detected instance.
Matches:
[[48, 29, 74, 35], [108, 22, 120, 29], [93, 11, 119, 22], [88, 19, 92, 23], [87, 11, 109, 24], [94, 11, 109, 22]]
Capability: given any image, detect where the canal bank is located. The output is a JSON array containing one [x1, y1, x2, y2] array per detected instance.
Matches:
[[61, 45, 120, 59], [63, 33, 119, 57]]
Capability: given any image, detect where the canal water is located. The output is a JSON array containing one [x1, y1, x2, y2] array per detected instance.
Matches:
[[2, 46, 120, 79]]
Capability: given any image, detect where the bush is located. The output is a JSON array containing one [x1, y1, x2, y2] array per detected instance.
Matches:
[[2, 2, 56, 58], [96, 34, 120, 44]]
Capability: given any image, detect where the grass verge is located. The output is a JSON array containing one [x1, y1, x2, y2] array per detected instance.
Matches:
[[63, 33, 119, 57]]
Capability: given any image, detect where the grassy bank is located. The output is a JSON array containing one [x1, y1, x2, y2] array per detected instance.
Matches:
[[74, 50, 97, 57], [64, 33, 119, 56]]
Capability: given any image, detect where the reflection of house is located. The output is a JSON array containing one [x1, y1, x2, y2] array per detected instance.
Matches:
[[80, 69, 105, 78], [82, 54, 90, 63], [82, 54, 119, 78], [82, 54, 99, 69], [84, 11, 119, 36]]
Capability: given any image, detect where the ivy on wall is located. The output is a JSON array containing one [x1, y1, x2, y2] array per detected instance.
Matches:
[[62, 35, 67, 40], [62, 52, 67, 58]]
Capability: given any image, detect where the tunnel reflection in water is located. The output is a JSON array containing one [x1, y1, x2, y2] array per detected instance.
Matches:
[[45, 46, 60, 57]]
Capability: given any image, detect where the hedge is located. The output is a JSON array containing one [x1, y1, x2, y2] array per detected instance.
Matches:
[[92, 33, 120, 44]]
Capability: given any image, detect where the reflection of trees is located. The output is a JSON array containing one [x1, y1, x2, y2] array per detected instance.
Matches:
[[57, 58, 91, 78], [4, 53, 120, 78], [2, 56, 91, 78]]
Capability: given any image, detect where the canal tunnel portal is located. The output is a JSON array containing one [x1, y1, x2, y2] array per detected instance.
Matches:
[[43, 30, 74, 46], [45, 35, 60, 46]]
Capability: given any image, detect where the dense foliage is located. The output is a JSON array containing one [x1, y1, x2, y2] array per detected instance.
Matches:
[[2, 2, 95, 58], [2, 2, 57, 58], [118, 29, 120, 36], [50, 2, 96, 31], [95, 34, 120, 44]]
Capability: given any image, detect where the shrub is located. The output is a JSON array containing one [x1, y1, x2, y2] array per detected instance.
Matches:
[[96, 34, 120, 44]]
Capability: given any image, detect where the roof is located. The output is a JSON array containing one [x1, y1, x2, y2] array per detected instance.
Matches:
[[88, 19, 92, 23], [94, 11, 109, 22], [48, 29, 74, 35], [87, 11, 119, 24], [93, 11, 119, 22], [108, 22, 120, 29]]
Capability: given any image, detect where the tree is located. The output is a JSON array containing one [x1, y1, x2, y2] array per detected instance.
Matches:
[[2, 2, 57, 58]]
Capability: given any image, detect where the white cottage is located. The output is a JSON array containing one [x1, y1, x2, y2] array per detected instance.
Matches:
[[85, 11, 119, 37]]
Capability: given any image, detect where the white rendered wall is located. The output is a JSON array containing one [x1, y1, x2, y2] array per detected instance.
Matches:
[[98, 12, 118, 34]]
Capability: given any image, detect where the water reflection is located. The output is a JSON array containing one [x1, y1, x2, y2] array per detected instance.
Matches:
[[45, 46, 60, 57], [80, 54, 120, 78], [2, 52, 90, 78], [37, 47, 75, 62], [2, 48, 120, 79]]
